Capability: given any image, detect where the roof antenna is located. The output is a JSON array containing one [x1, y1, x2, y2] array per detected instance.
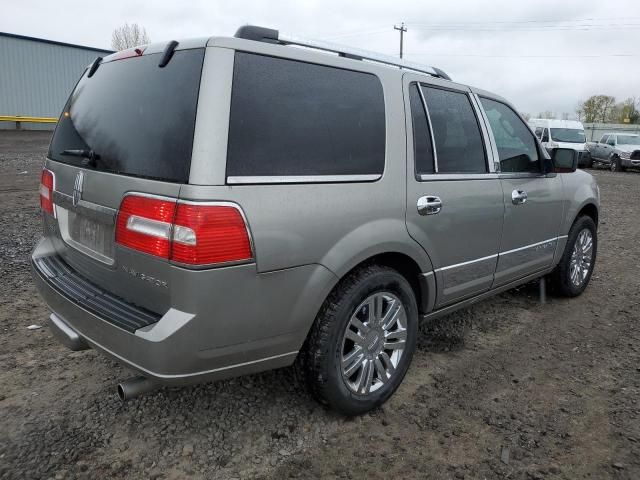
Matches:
[[87, 56, 103, 78], [158, 40, 179, 68]]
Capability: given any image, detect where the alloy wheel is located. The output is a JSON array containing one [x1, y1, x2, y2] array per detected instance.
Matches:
[[569, 228, 594, 287], [340, 292, 407, 395]]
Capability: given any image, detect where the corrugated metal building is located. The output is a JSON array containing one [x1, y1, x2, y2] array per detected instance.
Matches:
[[0, 32, 113, 130]]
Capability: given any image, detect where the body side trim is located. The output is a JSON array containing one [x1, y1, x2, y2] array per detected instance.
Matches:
[[226, 174, 381, 184]]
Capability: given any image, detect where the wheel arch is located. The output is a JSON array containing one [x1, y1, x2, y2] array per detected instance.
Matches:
[[577, 202, 599, 228], [318, 250, 435, 322]]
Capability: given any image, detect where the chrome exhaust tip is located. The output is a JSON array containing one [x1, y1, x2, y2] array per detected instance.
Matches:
[[117, 376, 158, 402]]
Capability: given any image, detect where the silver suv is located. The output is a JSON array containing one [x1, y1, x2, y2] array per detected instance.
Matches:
[[32, 26, 599, 415]]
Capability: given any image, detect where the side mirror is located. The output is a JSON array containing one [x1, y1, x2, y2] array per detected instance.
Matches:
[[541, 134, 549, 142], [552, 148, 578, 173]]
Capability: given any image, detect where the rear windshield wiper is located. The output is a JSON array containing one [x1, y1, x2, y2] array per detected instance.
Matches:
[[59, 149, 100, 167]]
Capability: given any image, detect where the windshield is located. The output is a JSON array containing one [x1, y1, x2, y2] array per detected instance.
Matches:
[[617, 135, 640, 145], [49, 49, 205, 183], [550, 128, 586, 143]]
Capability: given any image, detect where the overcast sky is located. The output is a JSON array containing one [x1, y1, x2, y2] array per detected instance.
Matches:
[[3, 0, 639, 116]]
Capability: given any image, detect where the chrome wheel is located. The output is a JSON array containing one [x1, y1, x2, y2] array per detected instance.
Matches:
[[341, 292, 407, 395], [569, 228, 593, 287]]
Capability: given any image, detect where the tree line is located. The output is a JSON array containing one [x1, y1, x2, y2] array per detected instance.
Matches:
[[576, 96, 639, 124]]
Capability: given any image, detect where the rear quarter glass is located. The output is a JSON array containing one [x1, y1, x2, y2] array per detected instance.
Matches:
[[226, 52, 386, 177], [48, 49, 205, 183]]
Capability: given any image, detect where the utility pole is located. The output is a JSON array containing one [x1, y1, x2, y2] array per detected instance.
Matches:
[[394, 22, 407, 59]]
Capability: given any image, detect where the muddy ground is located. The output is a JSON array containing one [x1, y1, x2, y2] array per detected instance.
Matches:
[[0, 130, 638, 480]]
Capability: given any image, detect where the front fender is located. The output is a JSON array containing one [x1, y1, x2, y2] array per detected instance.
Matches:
[[559, 170, 600, 235]]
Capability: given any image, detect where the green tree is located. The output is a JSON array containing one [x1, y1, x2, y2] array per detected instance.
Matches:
[[619, 97, 639, 124], [577, 95, 616, 123]]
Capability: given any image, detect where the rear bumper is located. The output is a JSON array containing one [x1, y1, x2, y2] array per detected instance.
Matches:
[[32, 238, 336, 385]]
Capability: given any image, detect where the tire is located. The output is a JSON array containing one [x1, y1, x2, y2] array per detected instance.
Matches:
[[585, 157, 594, 169], [298, 264, 418, 415], [610, 156, 626, 172], [550, 216, 597, 297]]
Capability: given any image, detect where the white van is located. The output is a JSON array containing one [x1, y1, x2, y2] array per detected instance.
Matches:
[[528, 119, 591, 167]]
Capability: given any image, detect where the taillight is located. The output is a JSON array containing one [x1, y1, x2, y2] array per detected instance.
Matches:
[[115, 195, 177, 259], [115, 195, 253, 267], [171, 203, 253, 265], [40, 169, 55, 216]]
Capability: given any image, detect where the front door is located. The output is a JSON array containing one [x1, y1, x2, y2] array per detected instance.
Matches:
[[403, 75, 504, 308], [477, 96, 564, 286]]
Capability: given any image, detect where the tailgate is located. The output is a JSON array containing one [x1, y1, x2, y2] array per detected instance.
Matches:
[[44, 163, 181, 314], [40, 45, 205, 314]]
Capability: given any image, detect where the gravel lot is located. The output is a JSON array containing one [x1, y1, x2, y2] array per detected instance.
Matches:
[[1, 130, 639, 480]]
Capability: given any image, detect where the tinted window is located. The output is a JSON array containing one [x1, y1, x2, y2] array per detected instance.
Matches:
[[421, 86, 486, 173], [49, 49, 205, 183], [607, 136, 616, 146], [550, 128, 585, 143], [480, 98, 540, 173], [409, 83, 434, 174], [600, 135, 609, 144], [227, 53, 385, 177]]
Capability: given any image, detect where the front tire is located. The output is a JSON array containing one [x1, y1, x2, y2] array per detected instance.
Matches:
[[610, 156, 626, 172], [550, 216, 597, 297], [299, 265, 418, 415]]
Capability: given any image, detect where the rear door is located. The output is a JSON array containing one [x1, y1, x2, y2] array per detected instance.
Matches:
[[43, 46, 205, 314], [477, 96, 564, 286], [403, 75, 504, 307]]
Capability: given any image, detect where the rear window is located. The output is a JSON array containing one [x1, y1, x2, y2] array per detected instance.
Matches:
[[49, 49, 205, 183], [226, 53, 385, 179]]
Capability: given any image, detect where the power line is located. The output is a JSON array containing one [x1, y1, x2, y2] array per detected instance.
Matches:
[[406, 24, 640, 31], [406, 16, 640, 25], [404, 52, 640, 58]]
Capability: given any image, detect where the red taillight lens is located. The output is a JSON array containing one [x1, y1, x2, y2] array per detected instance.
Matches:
[[171, 204, 253, 265], [115, 196, 177, 259], [40, 169, 55, 216], [115, 195, 253, 267]]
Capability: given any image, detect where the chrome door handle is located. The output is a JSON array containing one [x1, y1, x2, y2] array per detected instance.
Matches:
[[417, 196, 442, 215], [511, 189, 528, 205]]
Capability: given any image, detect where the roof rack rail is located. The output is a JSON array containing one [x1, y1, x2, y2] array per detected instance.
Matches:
[[234, 25, 451, 81]]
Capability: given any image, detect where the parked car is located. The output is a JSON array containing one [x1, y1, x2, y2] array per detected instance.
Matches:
[[528, 119, 591, 167], [587, 133, 640, 172], [31, 26, 600, 415]]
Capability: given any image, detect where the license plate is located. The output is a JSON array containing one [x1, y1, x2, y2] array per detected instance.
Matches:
[[69, 212, 115, 258]]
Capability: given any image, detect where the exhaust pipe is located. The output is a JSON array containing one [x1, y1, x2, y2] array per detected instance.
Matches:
[[117, 376, 159, 402]]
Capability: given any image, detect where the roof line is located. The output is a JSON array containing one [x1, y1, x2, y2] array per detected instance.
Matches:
[[0, 31, 114, 54]]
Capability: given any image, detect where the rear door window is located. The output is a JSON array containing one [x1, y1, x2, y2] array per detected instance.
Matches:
[[421, 86, 487, 173], [409, 83, 435, 175], [226, 53, 385, 179], [49, 49, 205, 183]]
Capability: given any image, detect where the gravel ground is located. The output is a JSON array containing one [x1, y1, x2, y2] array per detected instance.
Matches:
[[0, 130, 638, 480]]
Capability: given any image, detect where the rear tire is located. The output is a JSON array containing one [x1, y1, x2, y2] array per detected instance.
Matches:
[[298, 265, 418, 416], [550, 216, 597, 297]]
